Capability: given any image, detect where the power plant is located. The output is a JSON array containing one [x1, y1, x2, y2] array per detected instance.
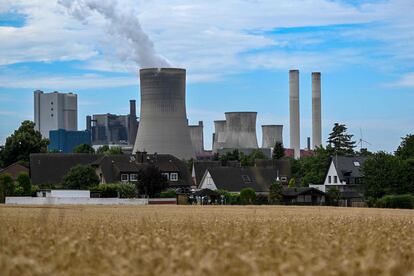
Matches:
[[312, 72, 322, 149], [262, 125, 283, 149], [223, 112, 258, 149], [133, 68, 195, 160]]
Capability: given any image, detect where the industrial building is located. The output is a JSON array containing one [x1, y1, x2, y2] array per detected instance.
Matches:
[[48, 129, 91, 153], [87, 100, 138, 146], [189, 121, 205, 157], [34, 90, 77, 138], [262, 125, 283, 149], [133, 68, 195, 160]]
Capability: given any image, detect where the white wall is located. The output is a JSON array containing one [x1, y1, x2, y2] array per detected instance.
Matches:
[[51, 190, 90, 198], [324, 161, 346, 186], [6, 197, 148, 205], [199, 171, 218, 190]]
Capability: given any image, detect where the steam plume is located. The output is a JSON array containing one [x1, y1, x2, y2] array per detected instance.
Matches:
[[59, 0, 170, 68]]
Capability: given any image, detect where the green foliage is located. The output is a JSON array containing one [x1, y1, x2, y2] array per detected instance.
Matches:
[[0, 120, 49, 167], [96, 145, 110, 154], [93, 183, 119, 198], [216, 189, 231, 204], [96, 145, 123, 155], [16, 172, 31, 196], [240, 187, 256, 205], [73, 144, 95, 154], [362, 152, 413, 199], [118, 183, 137, 198], [0, 174, 15, 199], [288, 178, 296, 188], [375, 194, 414, 209], [326, 123, 356, 155], [62, 165, 100, 190], [13, 184, 24, 196], [229, 193, 241, 205], [219, 149, 268, 167], [31, 185, 40, 196], [219, 150, 240, 162], [268, 180, 283, 204], [326, 187, 341, 206], [272, 142, 285, 160], [160, 189, 177, 198], [294, 147, 330, 186], [136, 166, 169, 197], [395, 134, 414, 160]]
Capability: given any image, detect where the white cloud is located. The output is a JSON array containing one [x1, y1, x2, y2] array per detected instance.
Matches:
[[386, 72, 414, 88]]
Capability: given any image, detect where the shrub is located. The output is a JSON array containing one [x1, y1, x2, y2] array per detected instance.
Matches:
[[94, 184, 119, 198], [229, 193, 241, 205], [118, 183, 137, 198], [375, 194, 414, 209], [62, 165, 100, 190], [240, 188, 256, 205], [31, 185, 40, 196], [160, 189, 177, 198], [16, 172, 31, 195], [14, 184, 24, 196], [0, 174, 15, 201]]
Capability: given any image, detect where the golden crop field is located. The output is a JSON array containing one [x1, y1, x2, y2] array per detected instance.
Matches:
[[1, 205, 414, 276]]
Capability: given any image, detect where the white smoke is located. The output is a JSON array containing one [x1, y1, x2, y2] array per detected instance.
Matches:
[[58, 0, 170, 68]]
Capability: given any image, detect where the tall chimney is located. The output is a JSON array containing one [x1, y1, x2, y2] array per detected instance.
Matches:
[[289, 70, 300, 159], [129, 99, 138, 146], [312, 72, 322, 149], [86, 115, 92, 131]]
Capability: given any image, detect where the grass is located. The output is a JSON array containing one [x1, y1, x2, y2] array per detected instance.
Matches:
[[1, 205, 414, 275]]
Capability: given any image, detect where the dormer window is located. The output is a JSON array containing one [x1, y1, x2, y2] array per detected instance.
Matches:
[[121, 174, 129, 182], [353, 161, 360, 167]]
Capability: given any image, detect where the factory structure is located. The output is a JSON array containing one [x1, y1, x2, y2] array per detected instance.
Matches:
[[33, 68, 322, 159]]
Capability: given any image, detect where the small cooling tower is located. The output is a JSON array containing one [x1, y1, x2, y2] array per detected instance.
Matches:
[[213, 120, 226, 153], [189, 121, 204, 156], [223, 112, 258, 149], [262, 125, 283, 148], [133, 68, 195, 160]]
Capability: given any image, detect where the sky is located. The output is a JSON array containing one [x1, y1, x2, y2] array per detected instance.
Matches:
[[0, 0, 413, 152]]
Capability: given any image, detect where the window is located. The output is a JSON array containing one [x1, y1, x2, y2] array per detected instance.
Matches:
[[121, 174, 129, 182], [170, 173, 178, 182], [130, 174, 138, 182], [353, 161, 360, 167], [51, 114, 53, 117], [281, 176, 287, 182], [162, 173, 170, 180], [334, 176, 338, 183], [242, 175, 251, 182], [51, 101, 53, 105], [328, 176, 332, 183]]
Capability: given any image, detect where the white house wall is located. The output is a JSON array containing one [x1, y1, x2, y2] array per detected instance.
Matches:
[[199, 171, 218, 190], [324, 161, 346, 186]]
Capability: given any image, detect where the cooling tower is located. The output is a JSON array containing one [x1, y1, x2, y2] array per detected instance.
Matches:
[[189, 121, 204, 156], [213, 120, 226, 152], [262, 125, 283, 148], [223, 112, 258, 149], [133, 68, 195, 160], [312, 72, 322, 149], [289, 70, 300, 159]]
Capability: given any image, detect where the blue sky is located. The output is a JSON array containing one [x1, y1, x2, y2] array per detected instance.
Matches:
[[0, 0, 413, 152]]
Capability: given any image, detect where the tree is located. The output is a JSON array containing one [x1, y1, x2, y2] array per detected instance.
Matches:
[[326, 123, 356, 155], [16, 172, 31, 196], [294, 147, 330, 186], [96, 145, 110, 154], [268, 180, 283, 204], [96, 145, 123, 155], [118, 183, 137, 198], [62, 165, 100, 189], [136, 166, 169, 197], [272, 142, 285, 160], [0, 174, 15, 202], [240, 187, 256, 205], [0, 121, 49, 167], [288, 178, 296, 188], [395, 134, 414, 160], [326, 187, 341, 206], [73, 144, 95, 154]]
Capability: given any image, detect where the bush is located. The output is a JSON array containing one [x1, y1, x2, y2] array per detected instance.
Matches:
[[118, 183, 137, 198], [93, 184, 119, 198], [240, 188, 256, 205], [229, 193, 241, 205], [0, 174, 15, 201], [31, 185, 40, 196], [375, 194, 414, 209], [160, 189, 177, 198], [14, 184, 24, 196], [92, 183, 137, 198], [16, 172, 31, 195]]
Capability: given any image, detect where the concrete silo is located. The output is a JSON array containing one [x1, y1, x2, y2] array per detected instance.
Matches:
[[223, 112, 258, 149], [262, 125, 283, 148], [312, 72, 322, 149], [212, 120, 226, 153], [133, 68, 195, 160], [189, 121, 204, 156], [289, 70, 300, 159]]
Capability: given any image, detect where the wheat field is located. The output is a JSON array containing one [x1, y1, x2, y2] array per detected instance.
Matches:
[[1, 205, 414, 276]]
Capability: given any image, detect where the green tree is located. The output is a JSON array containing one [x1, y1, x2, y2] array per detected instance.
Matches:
[[0, 121, 49, 167], [96, 145, 110, 154], [272, 142, 285, 160], [62, 165, 100, 189], [73, 144, 95, 154], [294, 147, 330, 186], [16, 172, 31, 196], [268, 180, 283, 204], [326, 187, 341, 206], [395, 134, 414, 160], [288, 178, 296, 188], [137, 166, 169, 197], [219, 150, 240, 162], [118, 183, 137, 198], [240, 187, 256, 205], [0, 174, 15, 202], [326, 123, 356, 155]]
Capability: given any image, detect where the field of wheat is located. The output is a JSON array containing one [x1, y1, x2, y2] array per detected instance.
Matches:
[[1, 205, 414, 276]]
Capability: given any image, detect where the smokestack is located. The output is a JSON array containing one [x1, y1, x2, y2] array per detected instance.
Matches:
[[307, 137, 311, 150], [133, 68, 195, 160], [86, 115, 92, 131], [213, 120, 226, 153], [129, 99, 138, 146], [223, 112, 258, 149], [312, 72, 322, 149], [289, 70, 300, 159], [261, 125, 283, 148], [189, 121, 204, 156]]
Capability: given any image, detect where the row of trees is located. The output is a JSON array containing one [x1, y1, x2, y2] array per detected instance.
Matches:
[[0, 172, 36, 202], [72, 144, 123, 155]]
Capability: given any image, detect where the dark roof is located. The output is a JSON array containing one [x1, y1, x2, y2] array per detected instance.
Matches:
[[331, 156, 368, 182], [282, 187, 326, 197], [340, 190, 363, 199], [193, 161, 222, 185], [30, 153, 101, 186], [194, 189, 220, 197], [201, 167, 285, 193], [0, 163, 29, 180]]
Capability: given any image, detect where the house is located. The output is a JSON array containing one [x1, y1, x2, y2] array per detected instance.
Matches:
[[198, 166, 290, 194], [282, 187, 325, 205], [191, 160, 240, 187], [30, 152, 192, 188], [0, 162, 29, 180], [310, 156, 368, 204]]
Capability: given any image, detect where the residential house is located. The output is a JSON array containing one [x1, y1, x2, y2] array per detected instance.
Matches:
[[0, 163, 29, 180], [282, 187, 325, 205]]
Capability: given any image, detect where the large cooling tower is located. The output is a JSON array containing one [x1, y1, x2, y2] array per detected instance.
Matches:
[[212, 120, 226, 152], [312, 72, 322, 149], [189, 121, 204, 155], [223, 112, 258, 149], [133, 68, 195, 160], [262, 125, 283, 148], [289, 70, 300, 159]]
